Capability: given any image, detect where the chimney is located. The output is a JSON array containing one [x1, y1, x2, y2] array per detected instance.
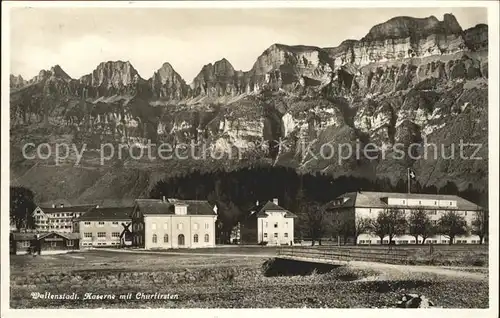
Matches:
[[96, 205, 100, 209], [273, 198, 279, 205], [162, 196, 166, 202], [60, 204, 64, 208], [213, 204, 218, 214], [52, 204, 55, 208], [256, 200, 259, 206]]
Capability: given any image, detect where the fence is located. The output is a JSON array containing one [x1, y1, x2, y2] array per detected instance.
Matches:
[[277, 246, 410, 264]]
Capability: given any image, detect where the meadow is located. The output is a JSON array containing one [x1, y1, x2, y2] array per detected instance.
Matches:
[[10, 246, 489, 308]]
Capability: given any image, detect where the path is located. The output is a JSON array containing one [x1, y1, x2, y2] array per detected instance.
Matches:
[[348, 260, 488, 281]]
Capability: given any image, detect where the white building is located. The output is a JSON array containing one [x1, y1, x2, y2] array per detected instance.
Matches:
[[131, 198, 218, 249], [240, 199, 296, 245], [327, 191, 485, 245], [32, 202, 96, 233]]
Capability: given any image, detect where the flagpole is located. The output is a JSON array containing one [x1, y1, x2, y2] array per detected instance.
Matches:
[[407, 168, 410, 194]]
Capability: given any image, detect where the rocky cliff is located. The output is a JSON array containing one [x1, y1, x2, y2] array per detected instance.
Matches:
[[10, 13, 489, 202]]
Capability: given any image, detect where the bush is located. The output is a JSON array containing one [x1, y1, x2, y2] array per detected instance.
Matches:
[[258, 241, 268, 246]]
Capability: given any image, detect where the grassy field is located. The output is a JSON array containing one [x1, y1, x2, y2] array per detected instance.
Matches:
[[10, 248, 489, 308]]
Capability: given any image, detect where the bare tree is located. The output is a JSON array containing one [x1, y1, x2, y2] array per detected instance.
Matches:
[[438, 211, 468, 245], [471, 209, 488, 244], [408, 209, 436, 244], [370, 208, 407, 245], [304, 202, 332, 246]]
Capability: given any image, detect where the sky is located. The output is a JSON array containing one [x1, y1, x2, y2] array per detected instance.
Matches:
[[9, 6, 488, 84]]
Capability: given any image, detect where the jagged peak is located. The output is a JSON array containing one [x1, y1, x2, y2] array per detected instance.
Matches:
[[158, 62, 174, 71], [265, 43, 321, 54], [152, 62, 186, 83], [94, 60, 136, 70], [213, 58, 234, 69], [49, 64, 72, 80], [10, 74, 24, 80], [363, 13, 463, 41]]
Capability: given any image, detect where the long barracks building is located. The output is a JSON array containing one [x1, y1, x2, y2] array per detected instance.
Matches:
[[327, 191, 485, 245]]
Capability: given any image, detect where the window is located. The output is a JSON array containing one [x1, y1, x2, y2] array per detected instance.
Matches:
[[274, 233, 278, 238], [112, 222, 119, 226], [193, 223, 199, 230], [285, 222, 288, 228], [274, 223, 278, 228], [112, 232, 120, 238], [51, 242, 57, 247], [66, 240, 74, 247], [449, 202, 452, 206], [193, 234, 199, 243], [284, 233, 288, 238], [163, 222, 168, 230], [204, 223, 209, 230], [22, 241, 30, 247], [97, 232, 106, 238], [177, 223, 183, 230], [84, 232, 92, 238], [204, 234, 209, 243], [402, 200, 406, 204], [264, 233, 268, 238], [152, 234, 157, 243], [152, 223, 157, 230], [164, 234, 169, 243], [98, 221, 105, 227]]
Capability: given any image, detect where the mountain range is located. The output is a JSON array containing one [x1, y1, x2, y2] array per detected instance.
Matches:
[[10, 14, 489, 203]]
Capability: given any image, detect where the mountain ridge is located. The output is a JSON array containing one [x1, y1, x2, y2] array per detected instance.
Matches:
[[9, 13, 489, 203]]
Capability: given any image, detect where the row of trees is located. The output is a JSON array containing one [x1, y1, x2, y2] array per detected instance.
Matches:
[[301, 205, 489, 246]]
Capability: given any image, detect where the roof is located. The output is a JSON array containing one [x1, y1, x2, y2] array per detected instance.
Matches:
[[135, 199, 216, 216], [39, 199, 73, 208], [94, 198, 135, 208], [248, 201, 297, 219], [326, 191, 483, 211], [39, 205, 97, 214], [77, 207, 134, 221], [11, 231, 79, 241]]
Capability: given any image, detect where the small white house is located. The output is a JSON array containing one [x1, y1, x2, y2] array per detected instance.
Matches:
[[240, 199, 296, 245]]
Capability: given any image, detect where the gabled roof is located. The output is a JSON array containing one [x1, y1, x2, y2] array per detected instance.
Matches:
[[247, 201, 296, 219], [326, 191, 483, 211], [39, 199, 73, 208], [77, 207, 134, 221], [40, 205, 97, 214], [10, 231, 79, 241], [135, 199, 216, 216]]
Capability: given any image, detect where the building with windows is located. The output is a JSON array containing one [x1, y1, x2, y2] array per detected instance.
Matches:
[[326, 191, 485, 245], [240, 199, 297, 245], [32, 203, 96, 232], [130, 198, 217, 249], [10, 231, 80, 255], [76, 207, 133, 248]]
